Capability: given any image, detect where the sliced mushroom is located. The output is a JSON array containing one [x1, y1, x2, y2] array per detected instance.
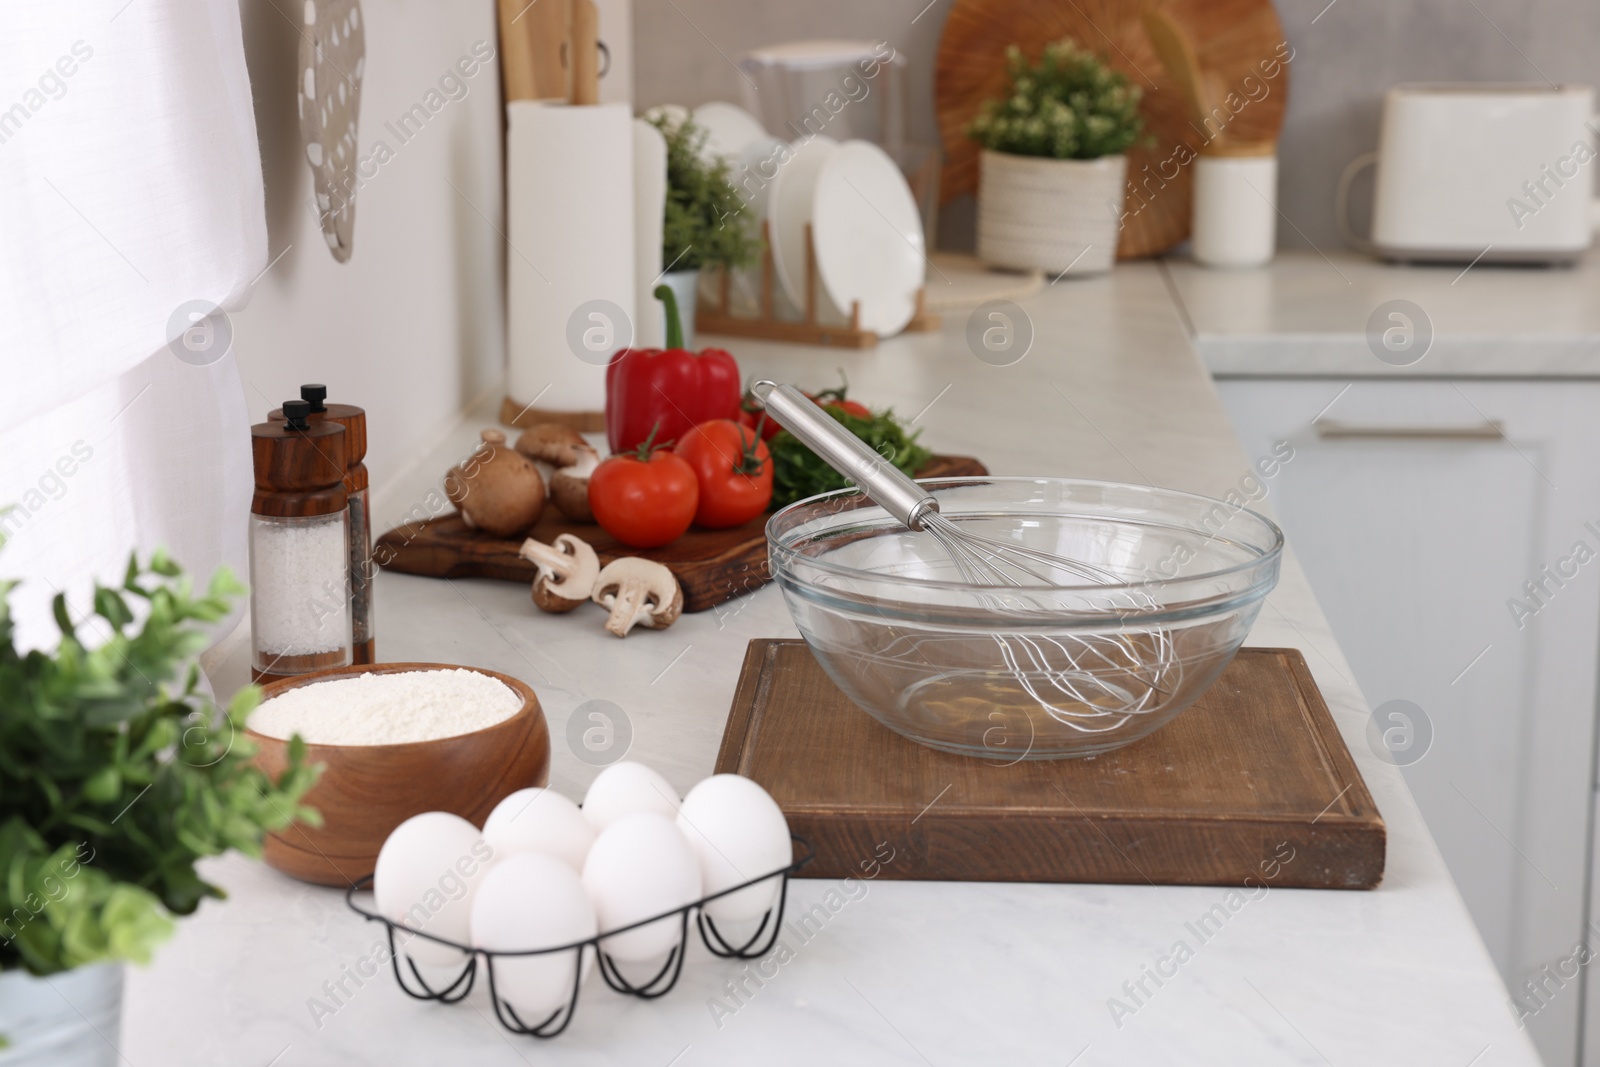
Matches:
[[515, 424, 591, 488], [519, 534, 601, 613], [550, 446, 601, 523], [445, 429, 545, 537], [591, 558, 683, 638]]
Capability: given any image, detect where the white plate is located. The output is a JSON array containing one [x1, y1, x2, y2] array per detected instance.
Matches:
[[710, 135, 792, 318], [767, 136, 840, 317], [691, 101, 768, 163], [811, 140, 925, 335], [736, 135, 788, 221]]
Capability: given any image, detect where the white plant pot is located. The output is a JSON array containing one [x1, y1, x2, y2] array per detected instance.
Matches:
[[0, 963, 124, 1066], [659, 268, 701, 350], [976, 150, 1127, 276]]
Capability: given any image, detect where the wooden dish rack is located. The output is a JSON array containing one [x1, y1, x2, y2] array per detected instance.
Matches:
[[697, 221, 940, 349]]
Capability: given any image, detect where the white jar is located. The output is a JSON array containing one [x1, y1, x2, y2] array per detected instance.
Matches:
[[1191, 152, 1278, 268]]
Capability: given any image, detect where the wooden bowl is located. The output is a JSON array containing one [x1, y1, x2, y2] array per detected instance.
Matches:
[[247, 662, 550, 886]]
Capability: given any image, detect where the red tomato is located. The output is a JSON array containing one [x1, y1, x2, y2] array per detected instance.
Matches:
[[812, 379, 871, 419], [823, 398, 872, 419], [738, 399, 784, 442], [675, 420, 774, 529], [589, 435, 699, 548]]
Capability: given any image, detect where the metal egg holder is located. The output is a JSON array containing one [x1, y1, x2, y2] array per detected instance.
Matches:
[[344, 836, 814, 1038]]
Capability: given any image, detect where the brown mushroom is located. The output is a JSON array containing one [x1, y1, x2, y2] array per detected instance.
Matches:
[[515, 423, 591, 487], [591, 558, 682, 637], [519, 534, 600, 613], [550, 446, 601, 523], [444, 428, 545, 537]]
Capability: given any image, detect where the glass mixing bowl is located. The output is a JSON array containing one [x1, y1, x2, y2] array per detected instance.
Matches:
[[766, 478, 1284, 759]]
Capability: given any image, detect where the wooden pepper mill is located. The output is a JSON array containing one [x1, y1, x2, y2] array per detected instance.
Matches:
[[271, 385, 375, 664], [250, 400, 351, 682]]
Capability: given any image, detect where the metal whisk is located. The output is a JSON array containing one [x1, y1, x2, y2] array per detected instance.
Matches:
[[753, 381, 1182, 732]]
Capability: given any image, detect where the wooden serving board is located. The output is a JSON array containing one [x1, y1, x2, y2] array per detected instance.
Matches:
[[375, 455, 988, 613], [716, 640, 1384, 889]]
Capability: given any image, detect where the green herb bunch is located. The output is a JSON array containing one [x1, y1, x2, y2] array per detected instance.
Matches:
[[769, 406, 932, 510], [649, 113, 759, 272], [966, 40, 1145, 160], [0, 549, 319, 977]]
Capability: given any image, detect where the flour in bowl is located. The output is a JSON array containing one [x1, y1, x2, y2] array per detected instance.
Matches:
[[249, 668, 522, 745]]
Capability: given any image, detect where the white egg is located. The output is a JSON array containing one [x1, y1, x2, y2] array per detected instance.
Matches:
[[471, 853, 596, 1022], [374, 812, 495, 968], [483, 788, 595, 872], [581, 761, 680, 831], [677, 775, 792, 924], [581, 812, 701, 962]]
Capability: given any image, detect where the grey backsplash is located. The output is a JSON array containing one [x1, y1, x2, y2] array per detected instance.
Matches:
[[633, 0, 1598, 252]]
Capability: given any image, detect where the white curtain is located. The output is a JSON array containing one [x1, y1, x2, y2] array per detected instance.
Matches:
[[0, 0, 265, 651]]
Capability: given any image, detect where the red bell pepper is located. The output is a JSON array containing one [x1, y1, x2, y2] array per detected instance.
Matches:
[[605, 285, 742, 454]]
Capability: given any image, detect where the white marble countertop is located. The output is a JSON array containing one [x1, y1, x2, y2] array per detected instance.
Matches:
[[1167, 248, 1600, 378], [133, 263, 1540, 1066]]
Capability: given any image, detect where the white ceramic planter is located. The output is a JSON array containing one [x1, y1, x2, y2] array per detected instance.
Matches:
[[0, 963, 124, 1066], [976, 150, 1127, 275], [1192, 153, 1278, 268]]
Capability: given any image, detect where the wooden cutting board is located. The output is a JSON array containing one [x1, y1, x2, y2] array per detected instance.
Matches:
[[375, 454, 988, 613], [934, 0, 1289, 259], [716, 640, 1384, 888]]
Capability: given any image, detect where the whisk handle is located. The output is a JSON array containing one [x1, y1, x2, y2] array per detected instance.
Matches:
[[752, 380, 939, 529]]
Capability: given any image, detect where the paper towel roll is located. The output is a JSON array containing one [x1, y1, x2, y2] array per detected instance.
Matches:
[[506, 100, 636, 414], [632, 119, 666, 347]]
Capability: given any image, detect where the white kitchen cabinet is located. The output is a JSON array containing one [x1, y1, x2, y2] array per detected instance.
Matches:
[[1216, 378, 1600, 1067]]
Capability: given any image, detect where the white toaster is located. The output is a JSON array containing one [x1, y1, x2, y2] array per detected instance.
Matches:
[[1338, 83, 1597, 263]]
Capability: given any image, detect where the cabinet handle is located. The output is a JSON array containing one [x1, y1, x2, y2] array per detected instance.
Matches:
[[1313, 418, 1504, 441]]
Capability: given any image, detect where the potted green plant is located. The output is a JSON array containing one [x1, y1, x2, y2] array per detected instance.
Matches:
[[0, 547, 318, 1062], [966, 39, 1145, 275], [648, 112, 758, 347]]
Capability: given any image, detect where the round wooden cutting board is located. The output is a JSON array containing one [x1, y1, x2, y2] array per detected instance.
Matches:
[[935, 0, 1289, 259]]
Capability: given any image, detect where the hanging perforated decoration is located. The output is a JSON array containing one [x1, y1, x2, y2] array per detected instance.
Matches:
[[298, 0, 365, 262]]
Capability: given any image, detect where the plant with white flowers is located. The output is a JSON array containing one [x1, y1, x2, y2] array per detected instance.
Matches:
[[966, 40, 1144, 160]]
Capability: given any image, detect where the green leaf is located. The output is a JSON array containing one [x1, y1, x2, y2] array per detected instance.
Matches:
[[80, 695, 150, 727], [51, 594, 74, 638], [227, 684, 262, 722], [82, 766, 121, 803], [92, 587, 134, 630], [206, 566, 246, 600]]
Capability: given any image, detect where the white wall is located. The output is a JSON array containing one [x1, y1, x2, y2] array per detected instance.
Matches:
[[233, 0, 505, 501]]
